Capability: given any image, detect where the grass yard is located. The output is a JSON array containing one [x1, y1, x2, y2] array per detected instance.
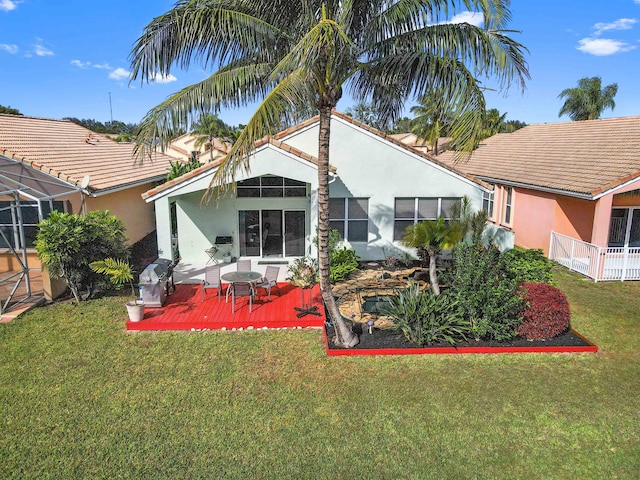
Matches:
[[0, 267, 638, 479]]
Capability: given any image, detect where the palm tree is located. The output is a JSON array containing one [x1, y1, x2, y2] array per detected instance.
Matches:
[[129, 0, 528, 348], [192, 113, 234, 161], [558, 76, 618, 121], [401, 218, 462, 296], [481, 108, 507, 138], [410, 88, 452, 154]]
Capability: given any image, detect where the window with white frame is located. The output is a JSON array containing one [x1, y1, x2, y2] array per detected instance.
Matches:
[[0, 200, 65, 249], [329, 198, 369, 242], [482, 189, 494, 218], [503, 187, 513, 225], [393, 197, 460, 241]]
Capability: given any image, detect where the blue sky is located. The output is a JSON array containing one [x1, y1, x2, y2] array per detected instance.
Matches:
[[1, 0, 640, 128]]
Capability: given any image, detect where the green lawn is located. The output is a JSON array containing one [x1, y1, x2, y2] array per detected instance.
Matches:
[[1, 267, 638, 479]]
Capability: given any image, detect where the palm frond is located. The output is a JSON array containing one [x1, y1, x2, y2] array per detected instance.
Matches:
[[129, 0, 290, 82], [205, 68, 316, 201]]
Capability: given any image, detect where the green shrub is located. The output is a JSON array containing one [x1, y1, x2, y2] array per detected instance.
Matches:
[[503, 248, 554, 284], [35, 210, 129, 302], [445, 244, 523, 341], [329, 247, 359, 282], [382, 284, 469, 346]]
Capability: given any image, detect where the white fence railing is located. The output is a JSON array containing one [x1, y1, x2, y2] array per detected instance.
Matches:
[[549, 232, 640, 281]]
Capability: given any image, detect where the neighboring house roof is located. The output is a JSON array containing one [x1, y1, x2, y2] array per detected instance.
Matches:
[[0, 114, 173, 194], [165, 133, 231, 162], [142, 137, 334, 201], [388, 132, 452, 153], [436, 117, 640, 199]]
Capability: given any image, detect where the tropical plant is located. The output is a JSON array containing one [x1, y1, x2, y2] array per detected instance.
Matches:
[[166, 155, 201, 182], [410, 88, 453, 154], [480, 107, 507, 138], [344, 103, 386, 130], [329, 247, 359, 282], [191, 113, 237, 161], [558, 76, 618, 121], [89, 258, 137, 299], [129, 0, 528, 347], [286, 257, 318, 289], [445, 243, 523, 341], [35, 211, 129, 303], [0, 104, 22, 115], [401, 218, 463, 295], [382, 284, 468, 346], [449, 195, 488, 245]]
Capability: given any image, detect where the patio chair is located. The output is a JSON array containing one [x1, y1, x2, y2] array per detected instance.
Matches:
[[231, 281, 254, 313], [201, 265, 224, 301], [256, 265, 281, 300], [237, 259, 252, 272]]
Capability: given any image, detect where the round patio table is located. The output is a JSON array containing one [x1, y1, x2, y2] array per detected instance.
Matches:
[[221, 271, 262, 283]]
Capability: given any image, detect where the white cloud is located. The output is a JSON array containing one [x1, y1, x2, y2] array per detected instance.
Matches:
[[594, 18, 637, 35], [109, 67, 131, 81], [0, 43, 18, 54], [150, 72, 178, 84], [449, 11, 484, 27], [93, 63, 112, 70], [33, 38, 53, 56], [0, 0, 17, 12], [70, 59, 90, 68], [577, 37, 636, 56]]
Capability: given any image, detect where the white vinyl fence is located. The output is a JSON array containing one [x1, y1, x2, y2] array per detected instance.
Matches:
[[549, 232, 640, 281]]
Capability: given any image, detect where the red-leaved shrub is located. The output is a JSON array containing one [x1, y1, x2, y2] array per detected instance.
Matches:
[[517, 282, 571, 340]]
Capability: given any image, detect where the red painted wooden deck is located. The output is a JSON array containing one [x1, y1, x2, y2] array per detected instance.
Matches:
[[126, 283, 326, 331]]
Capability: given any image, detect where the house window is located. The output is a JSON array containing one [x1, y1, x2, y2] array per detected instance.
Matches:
[[236, 175, 306, 198], [503, 187, 513, 225], [482, 190, 494, 218], [393, 197, 460, 241], [329, 198, 369, 242], [0, 200, 65, 249]]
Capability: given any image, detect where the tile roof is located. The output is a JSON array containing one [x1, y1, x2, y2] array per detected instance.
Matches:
[[435, 116, 640, 197], [0, 114, 173, 193], [141, 137, 332, 200], [143, 110, 489, 200]]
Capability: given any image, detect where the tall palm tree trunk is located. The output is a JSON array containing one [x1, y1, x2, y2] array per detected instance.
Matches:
[[428, 249, 441, 296], [317, 105, 359, 348]]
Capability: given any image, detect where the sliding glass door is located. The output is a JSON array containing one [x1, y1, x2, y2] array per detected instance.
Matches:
[[238, 209, 305, 257]]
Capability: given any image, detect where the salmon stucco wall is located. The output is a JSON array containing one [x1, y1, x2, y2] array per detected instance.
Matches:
[[510, 188, 556, 253], [501, 187, 596, 255], [85, 183, 158, 244], [554, 195, 595, 243]]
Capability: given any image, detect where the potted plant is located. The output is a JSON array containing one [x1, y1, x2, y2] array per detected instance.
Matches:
[[287, 257, 321, 318], [90, 258, 145, 322]]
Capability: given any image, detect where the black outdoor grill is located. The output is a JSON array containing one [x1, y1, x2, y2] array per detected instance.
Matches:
[[138, 258, 177, 307]]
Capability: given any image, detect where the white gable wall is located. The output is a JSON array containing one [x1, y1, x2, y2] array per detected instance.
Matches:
[[281, 117, 485, 259], [151, 116, 485, 267], [153, 145, 319, 266]]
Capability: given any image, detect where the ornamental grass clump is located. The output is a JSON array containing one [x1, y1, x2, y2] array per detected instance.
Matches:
[[517, 282, 571, 340], [382, 284, 469, 346]]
